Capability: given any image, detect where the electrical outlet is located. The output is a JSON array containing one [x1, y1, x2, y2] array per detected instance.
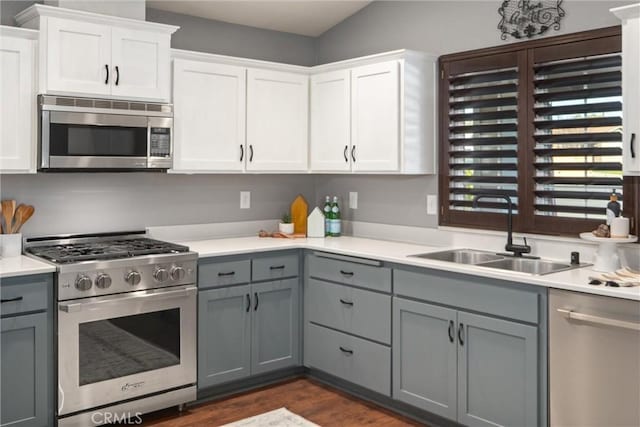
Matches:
[[240, 191, 251, 209], [427, 194, 438, 215], [349, 192, 358, 209]]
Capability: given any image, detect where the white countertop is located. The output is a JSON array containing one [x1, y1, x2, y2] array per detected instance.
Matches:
[[180, 236, 640, 301], [0, 255, 56, 279]]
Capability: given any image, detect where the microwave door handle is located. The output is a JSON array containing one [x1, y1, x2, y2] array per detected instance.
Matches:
[[58, 285, 197, 313], [49, 112, 148, 128]]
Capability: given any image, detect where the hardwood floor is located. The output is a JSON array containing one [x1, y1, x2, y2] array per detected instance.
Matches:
[[141, 378, 425, 426]]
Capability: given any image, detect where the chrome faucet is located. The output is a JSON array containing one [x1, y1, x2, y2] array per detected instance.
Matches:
[[472, 194, 533, 258]]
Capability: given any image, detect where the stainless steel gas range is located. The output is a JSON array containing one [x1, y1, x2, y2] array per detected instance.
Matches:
[[24, 231, 197, 427]]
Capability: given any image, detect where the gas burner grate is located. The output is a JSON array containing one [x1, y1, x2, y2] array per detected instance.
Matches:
[[25, 238, 189, 264]]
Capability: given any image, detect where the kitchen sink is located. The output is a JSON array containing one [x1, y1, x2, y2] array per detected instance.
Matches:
[[409, 249, 585, 275], [478, 258, 573, 275], [410, 249, 504, 264]]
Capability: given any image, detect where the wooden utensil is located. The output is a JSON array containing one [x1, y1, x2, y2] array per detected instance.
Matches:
[[1, 200, 16, 234], [13, 204, 35, 233]]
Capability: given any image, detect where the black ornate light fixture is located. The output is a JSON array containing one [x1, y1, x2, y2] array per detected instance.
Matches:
[[498, 0, 566, 40]]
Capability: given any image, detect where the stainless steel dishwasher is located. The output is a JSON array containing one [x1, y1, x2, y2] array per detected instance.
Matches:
[[549, 289, 640, 427]]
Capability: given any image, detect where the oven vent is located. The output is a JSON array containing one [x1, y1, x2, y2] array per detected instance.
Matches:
[[41, 95, 172, 113]]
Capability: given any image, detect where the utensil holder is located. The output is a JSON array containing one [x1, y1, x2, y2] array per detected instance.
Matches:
[[0, 233, 22, 258]]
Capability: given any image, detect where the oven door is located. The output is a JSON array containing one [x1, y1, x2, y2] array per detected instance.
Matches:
[[57, 285, 196, 416], [41, 111, 150, 169]]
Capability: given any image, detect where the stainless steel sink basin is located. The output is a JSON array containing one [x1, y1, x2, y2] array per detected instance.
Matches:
[[476, 258, 573, 275], [410, 249, 504, 264]]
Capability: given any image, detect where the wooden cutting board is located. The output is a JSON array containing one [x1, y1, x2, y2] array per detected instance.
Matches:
[[290, 195, 308, 236]]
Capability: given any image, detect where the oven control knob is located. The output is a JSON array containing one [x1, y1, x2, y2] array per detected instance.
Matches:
[[75, 275, 92, 291], [95, 273, 112, 289], [125, 271, 142, 286], [153, 268, 169, 282], [170, 266, 186, 281]]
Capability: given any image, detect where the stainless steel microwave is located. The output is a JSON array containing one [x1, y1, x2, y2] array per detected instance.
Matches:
[[38, 95, 173, 171]]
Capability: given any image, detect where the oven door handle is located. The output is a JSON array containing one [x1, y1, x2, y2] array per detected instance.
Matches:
[[58, 285, 197, 313]]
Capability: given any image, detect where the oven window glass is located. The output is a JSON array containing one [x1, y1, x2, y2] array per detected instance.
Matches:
[[50, 124, 147, 157], [78, 309, 180, 386]]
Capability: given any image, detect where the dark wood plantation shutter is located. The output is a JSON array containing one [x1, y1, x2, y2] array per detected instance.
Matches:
[[440, 52, 527, 230], [529, 36, 623, 233]]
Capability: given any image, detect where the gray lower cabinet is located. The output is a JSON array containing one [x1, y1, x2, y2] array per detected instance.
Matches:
[[198, 253, 300, 390], [198, 285, 252, 388], [393, 296, 539, 427], [1, 274, 52, 427]]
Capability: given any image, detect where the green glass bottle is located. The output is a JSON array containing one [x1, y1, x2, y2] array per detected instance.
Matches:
[[323, 196, 331, 236], [330, 196, 341, 237]]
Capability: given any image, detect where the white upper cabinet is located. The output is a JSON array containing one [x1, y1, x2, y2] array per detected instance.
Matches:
[[0, 27, 37, 173], [351, 60, 400, 172], [246, 69, 309, 172], [45, 18, 111, 96], [612, 4, 640, 176], [16, 4, 177, 102], [172, 59, 246, 172], [310, 69, 351, 172], [110, 27, 170, 101], [310, 51, 437, 174]]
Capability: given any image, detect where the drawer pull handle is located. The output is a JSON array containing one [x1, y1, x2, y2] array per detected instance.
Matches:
[[254, 292, 259, 311], [339, 299, 354, 306], [339, 346, 353, 355], [448, 320, 454, 343], [458, 323, 465, 346], [246, 294, 251, 312], [339, 270, 354, 277], [557, 308, 640, 331], [218, 271, 235, 277], [1, 296, 23, 303], [270, 265, 285, 270]]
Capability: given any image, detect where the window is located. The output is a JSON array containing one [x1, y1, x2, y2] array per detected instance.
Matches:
[[439, 27, 637, 236]]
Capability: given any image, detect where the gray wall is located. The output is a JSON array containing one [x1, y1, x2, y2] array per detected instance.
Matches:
[[313, 0, 631, 228], [0, 1, 40, 26], [0, 174, 315, 236]]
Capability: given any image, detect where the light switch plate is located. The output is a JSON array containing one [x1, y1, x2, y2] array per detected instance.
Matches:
[[349, 192, 358, 209], [427, 194, 438, 215], [240, 191, 251, 209]]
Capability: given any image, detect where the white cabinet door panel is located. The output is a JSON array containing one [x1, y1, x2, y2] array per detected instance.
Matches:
[[351, 60, 400, 172], [45, 17, 111, 96], [173, 60, 246, 172], [0, 35, 35, 172], [621, 14, 640, 175], [310, 69, 351, 172], [110, 27, 170, 101], [246, 69, 308, 172]]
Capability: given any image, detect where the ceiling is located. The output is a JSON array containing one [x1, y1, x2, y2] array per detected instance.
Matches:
[[146, 1, 372, 37]]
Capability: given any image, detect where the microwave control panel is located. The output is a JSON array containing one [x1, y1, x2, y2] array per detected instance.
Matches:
[[150, 127, 171, 157]]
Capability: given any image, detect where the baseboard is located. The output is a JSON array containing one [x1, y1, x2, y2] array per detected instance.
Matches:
[[193, 366, 460, 427]]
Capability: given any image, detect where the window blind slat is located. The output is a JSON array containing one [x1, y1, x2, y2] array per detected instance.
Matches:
[[534, 101, 622, 116], [449, 136, 517, 147], [450, 150, 518, 159], [534, 117, 622, 130]]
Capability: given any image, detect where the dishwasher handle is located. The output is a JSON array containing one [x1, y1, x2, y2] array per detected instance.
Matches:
[[557, 308, 640, 331]]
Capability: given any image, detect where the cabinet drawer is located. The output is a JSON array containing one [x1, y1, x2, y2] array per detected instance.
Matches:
[[199, 259, 251, 289], [252, 254, 298, 282], [307, 278, 391, 344], [308, 254, 391, 293], [0, 275, 51, 317], [394, 268, 540, 324], [305, 323, 391, 396]]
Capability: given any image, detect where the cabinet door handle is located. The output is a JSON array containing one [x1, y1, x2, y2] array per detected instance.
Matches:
[[339, 298, 354, 306], [249, 145, 254, 162], [246, 294, 251, 312], [339, 346, 353, 355], [254, 292, 259, 311], [631, 133, 636, 159], [458, 323, 465, 346], [351, 145, 356, 162], [339, 270, 354, 277], [115, 65, 120, 86], [218, 271, 235, 277], [105, 64, 109, 84], [448, 320, 454, 343], [240, 145, 244, 162], [344, 145, 349, 163], [1, 296, 23, 303], [269, 265, 285, 270]]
